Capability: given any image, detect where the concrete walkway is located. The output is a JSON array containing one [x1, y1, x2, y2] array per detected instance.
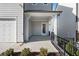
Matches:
[[0, 36, 58, 54]]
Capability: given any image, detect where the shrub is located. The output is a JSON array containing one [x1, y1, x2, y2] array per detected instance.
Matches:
[[76, 50, 79, 56], [0, 52, 5, 56], [1, 48, 14, 56], [65, 41, 74, 56], [4, 50, 11, 56], [40, 48, 48, 56], [20, 48, 31, 56], [8, 48, 14, 55]]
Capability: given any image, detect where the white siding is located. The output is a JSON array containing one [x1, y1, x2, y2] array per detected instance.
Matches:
[[0, 3, 23, 42], [57, 3, 76, 39]]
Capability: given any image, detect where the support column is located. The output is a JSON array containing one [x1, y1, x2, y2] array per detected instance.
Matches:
[[24, 14, 30, 42], [50, 17, 54, 33], [49, 16, 54, 40], [54, 15, 58, 44]]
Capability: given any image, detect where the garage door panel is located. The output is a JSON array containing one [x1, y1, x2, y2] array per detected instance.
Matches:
[[0, 19, 16, 42]]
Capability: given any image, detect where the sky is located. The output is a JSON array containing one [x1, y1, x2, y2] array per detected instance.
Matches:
[[51, 3, 58, 10]]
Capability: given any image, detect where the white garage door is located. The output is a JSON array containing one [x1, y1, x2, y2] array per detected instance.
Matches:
[[0, 19, 16, 42]]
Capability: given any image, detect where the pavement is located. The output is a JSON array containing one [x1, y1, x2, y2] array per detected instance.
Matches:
[[0, 36, 59, 54]]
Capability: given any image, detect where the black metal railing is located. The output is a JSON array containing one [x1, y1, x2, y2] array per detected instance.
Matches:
[[57, 36, 78, 56]]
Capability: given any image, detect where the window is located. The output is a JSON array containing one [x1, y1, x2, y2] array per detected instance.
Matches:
[[44, 3, 48, 5], [32, 3, 37, 5], [42, 24, 46, 33]]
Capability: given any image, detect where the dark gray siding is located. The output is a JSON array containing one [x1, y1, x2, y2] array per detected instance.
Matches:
[[24, 3, 52, 11]]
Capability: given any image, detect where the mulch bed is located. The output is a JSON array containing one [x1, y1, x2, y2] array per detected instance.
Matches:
[[13, 52, 60, 56]]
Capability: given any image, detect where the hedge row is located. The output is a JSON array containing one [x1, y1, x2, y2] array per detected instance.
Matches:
[[0, 48, 48, 56]]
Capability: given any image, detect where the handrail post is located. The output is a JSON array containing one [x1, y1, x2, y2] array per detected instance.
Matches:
[[63, 39, 65, 56]]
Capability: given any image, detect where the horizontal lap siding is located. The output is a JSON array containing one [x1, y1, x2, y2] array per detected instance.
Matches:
[[0, 3, 23, 42]]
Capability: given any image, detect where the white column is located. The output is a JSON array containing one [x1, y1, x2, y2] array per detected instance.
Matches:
[[25, 14, 30, 41], [54, 15, 58, 44], [49, 16, 54, 34], [51, 18, 54, 32]]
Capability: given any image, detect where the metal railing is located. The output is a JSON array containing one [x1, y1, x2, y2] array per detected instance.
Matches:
[[57, 36, 78, 56]]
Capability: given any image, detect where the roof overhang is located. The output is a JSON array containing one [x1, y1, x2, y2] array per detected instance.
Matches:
[[24, 10, 62, 16]]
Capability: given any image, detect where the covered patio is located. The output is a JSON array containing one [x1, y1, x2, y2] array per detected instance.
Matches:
[[24, 11, 62, 43]]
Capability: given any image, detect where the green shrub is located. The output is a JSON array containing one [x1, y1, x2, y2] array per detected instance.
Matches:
[[40, 48, 48, 56], [1, 48, 14, 56], [76, 50, 79, 56], [4, 50, 11, 56], [20, 48, 31, 56], [65, 41, 74, 55], [0, 52, 5, 56]]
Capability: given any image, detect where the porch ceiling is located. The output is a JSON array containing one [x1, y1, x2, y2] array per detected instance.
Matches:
[[30, 16, 52, 21]]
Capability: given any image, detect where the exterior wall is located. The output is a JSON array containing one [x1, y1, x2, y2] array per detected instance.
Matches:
[[57, 3, 76, 39], [0, 3, 23, 42], [31, 21, 49, 36], [32, 21, 41, 35], [24, 3, 51, 11]]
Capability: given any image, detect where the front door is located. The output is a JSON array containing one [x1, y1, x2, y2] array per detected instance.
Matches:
[[41, 22, 47, 35]]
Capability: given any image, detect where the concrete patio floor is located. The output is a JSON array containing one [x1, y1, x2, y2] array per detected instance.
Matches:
[[0, 36, 59, 54]]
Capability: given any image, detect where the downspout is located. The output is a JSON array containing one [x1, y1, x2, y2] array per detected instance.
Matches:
[[76, 3, 78, 42]]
